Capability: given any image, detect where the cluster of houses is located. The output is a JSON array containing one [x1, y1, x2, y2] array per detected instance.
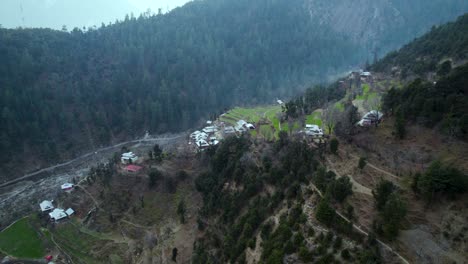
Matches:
[[40, 200, 74, 222], [38, 183, 75, 222], [357, 110, 384, 127], [190, 122, 221, 150], [190, 119, 256, 151], [349, 70, 372, 81]]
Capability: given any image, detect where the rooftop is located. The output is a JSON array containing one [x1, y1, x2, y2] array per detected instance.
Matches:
[[40, 200, 54, 212], [125, 165, 143, 172]]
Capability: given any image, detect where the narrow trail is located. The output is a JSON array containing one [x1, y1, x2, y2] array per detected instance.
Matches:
[[344, 150, 401, 180], [325, 157, 372, 196], [308, 182, 410, 264], [75, 184, 102, 211], [0, 134, 185, 189], [49, 233, 75, 264], [120, 219, 153, 229]]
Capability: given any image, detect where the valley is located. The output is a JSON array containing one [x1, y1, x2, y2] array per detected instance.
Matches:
[[0, 2, 467, 264]]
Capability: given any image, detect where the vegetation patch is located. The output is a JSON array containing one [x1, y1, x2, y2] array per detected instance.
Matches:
[[50, 221, 108, 263], [260, 124, 275, 141], [0, 217, 45, 258], [334, 102, 345, 112], [306, 111, 323, 126]]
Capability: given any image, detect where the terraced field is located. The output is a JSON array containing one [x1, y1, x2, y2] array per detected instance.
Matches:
[[220, 105, 298, 140], [0, 216, 45, 259]]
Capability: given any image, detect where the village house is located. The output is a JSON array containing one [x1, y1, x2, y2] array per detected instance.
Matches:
[[196, 139, 210, 150], [223, 126, 236, 137], [121, 152, 138, 164], [357, 110, 384, 127], [246, 123, 255, 130], [40, 200, 54, 212], [61, 183, 74, 191], [202, 126, 218, 134], [125, 164, 143, 173], [304, 124, 324, 138], [49, 208, 74, 222]]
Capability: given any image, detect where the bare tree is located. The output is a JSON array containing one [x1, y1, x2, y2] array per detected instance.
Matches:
[[323, 103, 341, 135]]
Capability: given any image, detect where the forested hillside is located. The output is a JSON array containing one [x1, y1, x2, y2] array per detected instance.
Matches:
[[372, 14, 468, 75], [0, 0, 467, 180]]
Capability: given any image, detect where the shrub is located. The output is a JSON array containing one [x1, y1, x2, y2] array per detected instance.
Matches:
[[372, 180, 397, 211], [358, 157, 367, 170], [330, 176, 353, 203], [417, 161, 467, 201]]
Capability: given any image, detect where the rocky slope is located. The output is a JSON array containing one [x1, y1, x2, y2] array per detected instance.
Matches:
[[307, 0, 468, 58]]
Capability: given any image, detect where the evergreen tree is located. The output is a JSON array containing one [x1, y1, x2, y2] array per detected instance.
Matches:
[[330, 138, 339, 155], [372, 180, 397, 211]]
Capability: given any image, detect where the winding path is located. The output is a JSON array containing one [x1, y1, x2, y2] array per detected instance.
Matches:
[[325, 157, 373, 196], [343, 151, 401, 180]]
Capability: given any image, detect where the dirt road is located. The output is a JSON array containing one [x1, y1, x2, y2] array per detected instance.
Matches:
[[325, 157, 373, 196]]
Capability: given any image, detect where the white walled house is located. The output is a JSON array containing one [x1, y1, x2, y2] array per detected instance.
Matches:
[[49, 208, 68, 221], [40, 200, 54, 212], [121, 152, 138, 164]]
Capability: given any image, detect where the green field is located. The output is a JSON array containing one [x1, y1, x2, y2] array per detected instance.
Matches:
[[221, 105, 284, 139], [306, 111, 323, 126], [356, 83, 379, 101], [49, 221, 108, 263], [259, 124, 275, 141], [0, 217, 45, 258], [222, 105, 282, 124], [334, 101, 345, 112]]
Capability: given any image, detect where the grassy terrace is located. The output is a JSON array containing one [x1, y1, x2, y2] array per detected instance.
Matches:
[[220, 105, 299, 140], [0, 216, 45, 258], [47, 220, 110, 263], [306, 111, 323, 126]]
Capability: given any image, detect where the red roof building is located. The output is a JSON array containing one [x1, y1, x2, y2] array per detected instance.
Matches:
[[125, 165, 143, 173]]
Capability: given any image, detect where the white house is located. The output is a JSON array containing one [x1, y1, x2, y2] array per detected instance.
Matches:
[[237, 120, 247, 127], [357, 110, 384, 127], [65, 208, 75, 216], [40, 200, 54, 212], [121, 152, 138, 164], [195, 140, 210, 149], [202, 126, 218, 134], [360, 71, 371, 77], [224, 126, 236, 136], [49, 207, 75, 221], [305, 124, 324, 137], [61, 183, 74, 191], [246, 123, 255, 130], [49, 208, 68, 221], [277, 99, 284, 105]]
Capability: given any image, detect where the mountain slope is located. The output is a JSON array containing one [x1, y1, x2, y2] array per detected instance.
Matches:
[[0, 0, 467, 181], [372, 13, 468, 74], [307, 0, 468, 57]]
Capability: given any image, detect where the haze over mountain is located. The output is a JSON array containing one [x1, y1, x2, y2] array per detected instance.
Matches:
[[0, 0, 467, 181], [0, 0, 191, 30], [0, 1, 467, 263]]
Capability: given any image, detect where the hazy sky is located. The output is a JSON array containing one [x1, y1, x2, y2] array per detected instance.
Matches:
[[0, 0, 192, 30]]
